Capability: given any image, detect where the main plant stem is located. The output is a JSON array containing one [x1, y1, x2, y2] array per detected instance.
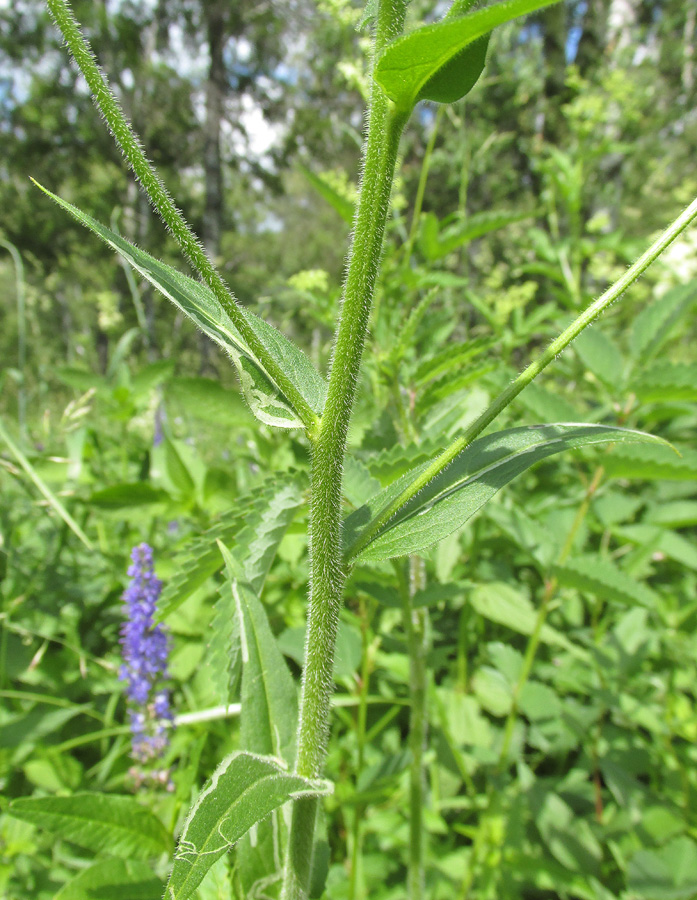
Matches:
[[281, 4, 408, 897]]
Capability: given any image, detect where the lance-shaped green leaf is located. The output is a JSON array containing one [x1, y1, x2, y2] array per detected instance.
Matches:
[[375, 0, 561, 113], [217, 541, 299, 894], [8, 793, 172, 859], [34, 183, 327, 428], [344, 424, 667, 562], [299, 164, 355, 225], [419, 209, 532, 262], [217, 541, 298, 762], [166, 752, 331, 900]]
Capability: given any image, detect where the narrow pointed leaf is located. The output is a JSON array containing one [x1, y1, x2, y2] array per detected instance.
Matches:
[[8, 794, 172, 859], [0, 418, 92, 549], [218, 541, 298, 762], [218, 541, 299, 893], [299, 164, 355, 224], [375, 0, 561, 112], [166, 752, 330, 900], [420, 210, 532, 261], [34, 183, 327, 428], [344, 424, 667, 561]]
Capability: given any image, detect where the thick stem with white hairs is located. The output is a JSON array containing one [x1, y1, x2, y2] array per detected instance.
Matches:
[[281, 2, 408, 897]]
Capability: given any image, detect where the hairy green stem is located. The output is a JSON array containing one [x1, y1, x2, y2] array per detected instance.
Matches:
[[348, 193, 697, 560], [45, 0, 317, 432], [281, 3, 408, 896]]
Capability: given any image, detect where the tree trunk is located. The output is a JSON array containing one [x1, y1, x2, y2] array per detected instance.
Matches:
[[576, 0, 610, 79], [541, 2, 569, 143], [200, 0, 228, 374]]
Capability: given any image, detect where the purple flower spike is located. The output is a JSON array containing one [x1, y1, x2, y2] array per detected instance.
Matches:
[[119, 544, 173, 764]]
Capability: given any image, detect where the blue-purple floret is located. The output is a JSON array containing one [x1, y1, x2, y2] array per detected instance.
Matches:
[[119, 543, 173, 763]]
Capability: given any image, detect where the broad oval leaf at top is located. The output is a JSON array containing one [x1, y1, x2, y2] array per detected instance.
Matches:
[[165, 751, 331, 900], [33, 182, 327, 429], [344, 423, 668, 562], [375, 0, 562, 113]]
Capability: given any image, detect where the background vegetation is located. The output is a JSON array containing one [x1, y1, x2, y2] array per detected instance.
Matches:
[[1, 0, 696, 898]]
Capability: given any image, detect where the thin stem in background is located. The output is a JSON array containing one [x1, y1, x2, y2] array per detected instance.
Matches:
[[403, 106, 445, 264], [0, 239, 27, 439], [45, 0, 318, 433], [347, 192, 697, 561], [0, 419, 93, 550], [402, 557, 428, 900], [348, 597, 374, 900]]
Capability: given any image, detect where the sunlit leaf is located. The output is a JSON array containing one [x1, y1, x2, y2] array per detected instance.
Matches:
[[166, 752, 330, 900], [375, 0, 561, 112], [344, 424, 666, 561]]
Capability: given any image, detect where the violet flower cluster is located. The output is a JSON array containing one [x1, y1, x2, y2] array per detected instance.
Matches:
[[119, 543, 173, 764]]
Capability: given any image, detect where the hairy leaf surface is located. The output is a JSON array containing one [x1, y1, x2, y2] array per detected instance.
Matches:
[[35, 183, 327, 428], [166, 752, 330, 900]]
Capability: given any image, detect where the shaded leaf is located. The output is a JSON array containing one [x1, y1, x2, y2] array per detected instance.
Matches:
[[602, 443, 697, 481], [299, 164, 354, 224], [573, 327, 624, 390], [165, 377, 249, 427], [54, 859, 162, 900], [630, 282, 697, 362], [632, 362, 697, 404], [419, 210, 531, 261], [553, 555, 660, 608], [8, 794, 172, 859], [627, 837, 697, 900], [88, 483, 170, 510], [158, 476, 302, 621]]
